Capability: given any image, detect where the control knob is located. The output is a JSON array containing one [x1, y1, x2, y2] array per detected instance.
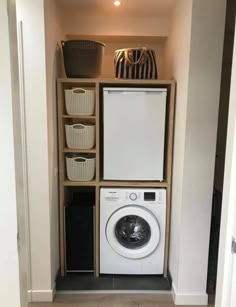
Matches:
[[129, 193, 137, 201]]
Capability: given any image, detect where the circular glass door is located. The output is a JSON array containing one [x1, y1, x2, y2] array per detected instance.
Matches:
[[115, 215, 151, 249], [106, 206, 160, 259]]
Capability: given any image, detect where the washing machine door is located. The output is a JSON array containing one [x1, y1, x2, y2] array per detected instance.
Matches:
[[106, 205, 160, 259]]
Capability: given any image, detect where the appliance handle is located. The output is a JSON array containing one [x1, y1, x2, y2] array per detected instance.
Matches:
[[72, 157, 87, 162], [105, 90, 161, 95], [71, 124, 86, 129], [72, 88, 87, 94]]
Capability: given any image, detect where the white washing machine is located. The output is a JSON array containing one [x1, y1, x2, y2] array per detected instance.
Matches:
[[100, 188, 166, 275]]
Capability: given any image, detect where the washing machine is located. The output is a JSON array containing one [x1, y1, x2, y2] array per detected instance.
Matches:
[[100, 188, 166, 275]]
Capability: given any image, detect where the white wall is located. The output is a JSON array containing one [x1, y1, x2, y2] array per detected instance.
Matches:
[[164, 0, 193, 290], [61, 12, 170, 37], [165, 0, 226, 305], [60, 8, 170, 78], [16, 0, 54, 302], [0, 0, 21, 306], [44, 0, 63, 289], [179, 0, 226, 297]]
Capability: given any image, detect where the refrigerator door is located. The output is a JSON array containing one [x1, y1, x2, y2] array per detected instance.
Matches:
[[103, 88, 167, 181]]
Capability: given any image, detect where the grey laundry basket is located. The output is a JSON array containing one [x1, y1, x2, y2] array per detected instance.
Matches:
[[62, 40, 105, 78]]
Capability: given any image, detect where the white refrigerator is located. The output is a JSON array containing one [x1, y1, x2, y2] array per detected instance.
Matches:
[[103, 87, 167, 181]]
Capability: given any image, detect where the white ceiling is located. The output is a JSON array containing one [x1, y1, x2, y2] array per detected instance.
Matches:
[[57, 0, 176, 18]]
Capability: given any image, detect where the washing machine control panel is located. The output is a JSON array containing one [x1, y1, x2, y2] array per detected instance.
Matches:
[[102, 188, 166, 205], [127, 192, 157, 202]]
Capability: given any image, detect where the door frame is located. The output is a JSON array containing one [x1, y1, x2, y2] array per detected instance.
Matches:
[[4, 0, 236, 305], [215, 16, 236, 307], [7, 0, 30, 305]]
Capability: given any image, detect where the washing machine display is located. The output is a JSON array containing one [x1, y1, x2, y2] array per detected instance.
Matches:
[[100, 188, 166, 275]]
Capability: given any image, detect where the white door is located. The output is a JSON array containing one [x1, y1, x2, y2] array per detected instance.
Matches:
[[215, 17, 236, 307], [103, 88, 167, 181], [1, 0, 28, 306]]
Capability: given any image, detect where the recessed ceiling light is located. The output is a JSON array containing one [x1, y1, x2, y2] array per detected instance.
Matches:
[[114, 1, 121, 7]]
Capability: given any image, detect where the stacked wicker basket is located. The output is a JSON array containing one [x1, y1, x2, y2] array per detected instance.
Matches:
[[64, 88, 96, 181]]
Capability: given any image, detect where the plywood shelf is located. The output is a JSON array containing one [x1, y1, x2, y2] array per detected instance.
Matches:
[[99, 181, 169, 188], [63, 148, 96, 153], [62, 115, 96, 120], [58, 78, 175, 87], [63, 179, 168, 187], [63, 180, 97, 187]]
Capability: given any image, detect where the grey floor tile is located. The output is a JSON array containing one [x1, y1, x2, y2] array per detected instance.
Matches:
[[57, 275, 113, 291], [29, 293, 214, 307], [113, 276, 171, 290], [56, 275, 171, 291]]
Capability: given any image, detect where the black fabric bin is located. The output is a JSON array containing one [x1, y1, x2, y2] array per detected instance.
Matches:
[[62, 40, 105, 78], [65, 199, 94, 272]]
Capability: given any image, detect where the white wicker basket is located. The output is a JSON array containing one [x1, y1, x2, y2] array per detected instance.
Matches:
[[65, 88, 95, 115], [66, 155, 96, 181], [65, 123, 95, 149]]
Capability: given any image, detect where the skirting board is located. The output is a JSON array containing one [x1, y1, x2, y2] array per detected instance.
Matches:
[[172, 282, 208, 305], [28, 283, 55, 302]]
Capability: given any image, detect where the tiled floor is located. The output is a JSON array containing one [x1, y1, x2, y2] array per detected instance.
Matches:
[[56, 275, 171, 291], [29, 294, 214, 307]]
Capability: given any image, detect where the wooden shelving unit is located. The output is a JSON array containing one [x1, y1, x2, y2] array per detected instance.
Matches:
[[57, 78, 176, 277]]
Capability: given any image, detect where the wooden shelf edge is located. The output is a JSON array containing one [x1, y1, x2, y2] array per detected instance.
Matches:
[[63, 180, 169, 187], [63, 148, 96, 153], [57, 78, 175, 86], [66, 34, 168, 44], [62, 115, 96, 119], [99, 79, 175, 86], [99, 181, 169, 188], [57, 78, 98, 84], [63, 180, 97, 186]]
